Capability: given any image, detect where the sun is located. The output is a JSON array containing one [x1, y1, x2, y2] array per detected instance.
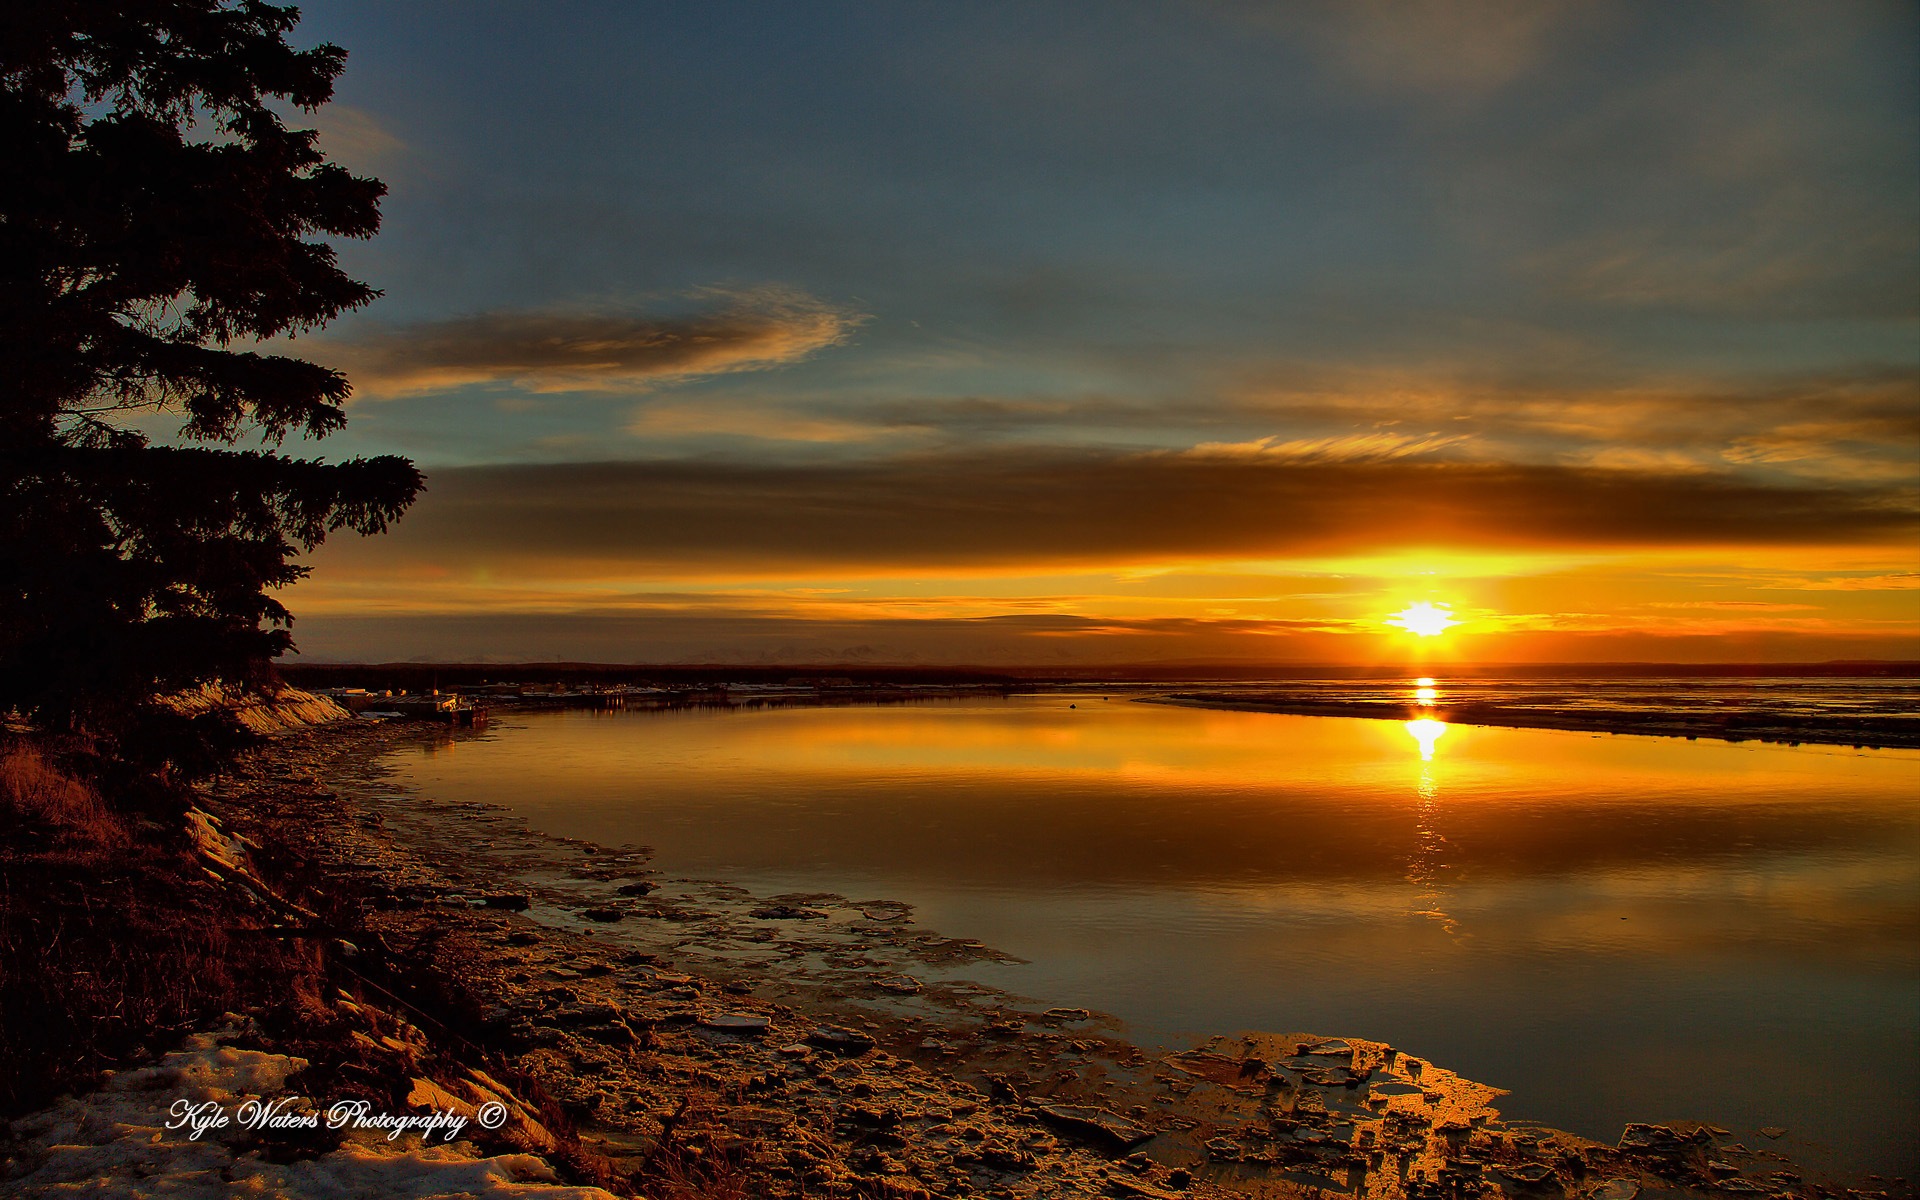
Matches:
[[1388, 602, 1459, 637]]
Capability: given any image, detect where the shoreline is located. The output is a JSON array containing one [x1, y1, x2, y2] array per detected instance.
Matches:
[[238, 719, 1900, 1194], [7, 710, 1906, 1198], [1139, 693, 1920, 750]]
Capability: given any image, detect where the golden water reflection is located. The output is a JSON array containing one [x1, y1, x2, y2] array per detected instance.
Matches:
[[390, 697, 1920, 1172], [1403, 716, 1460, 935], [1405, 716, 1448, 761], [410, 698, 1919, 887]]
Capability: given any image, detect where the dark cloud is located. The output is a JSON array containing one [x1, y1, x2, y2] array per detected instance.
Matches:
[[289, 609, 1919, 667], [287, 611, 1348, 667], [328, 290, 862, 396], [326, 450, 1918, 575]]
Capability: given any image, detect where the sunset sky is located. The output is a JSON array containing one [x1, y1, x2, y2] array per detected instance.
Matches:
[[271, 1, 1917, 665]]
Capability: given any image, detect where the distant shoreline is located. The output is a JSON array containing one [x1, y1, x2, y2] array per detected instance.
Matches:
[[278, 659, 1920, 693], [1142, 692, 1920, 750]]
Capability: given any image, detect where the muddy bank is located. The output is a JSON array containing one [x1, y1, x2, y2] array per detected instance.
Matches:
[[1143, 694, 1920, 750], [169, 718, 1897, 1199]]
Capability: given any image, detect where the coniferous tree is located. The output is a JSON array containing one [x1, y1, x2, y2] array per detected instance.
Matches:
[[0, 1, 420, 770]]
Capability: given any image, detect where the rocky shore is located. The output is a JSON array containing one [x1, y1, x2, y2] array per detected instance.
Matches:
[[5, 711, 1908, 1199]]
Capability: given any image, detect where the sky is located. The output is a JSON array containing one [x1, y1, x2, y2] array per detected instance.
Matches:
[[267, 0, 1918, 666]]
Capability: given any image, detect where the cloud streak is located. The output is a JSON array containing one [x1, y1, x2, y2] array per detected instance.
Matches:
[[1222, 365, 1920, 482], [626, 402, 906, 445], [287, 606, 1918, 667], [1181, 431, 1470, 462], [331, 289, 863, 397], [314, 451, 1919, 578]]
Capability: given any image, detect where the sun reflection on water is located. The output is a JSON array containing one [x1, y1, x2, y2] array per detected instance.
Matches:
[[1405, 716, 1447, 760], [1404, 716, 1462, 937]]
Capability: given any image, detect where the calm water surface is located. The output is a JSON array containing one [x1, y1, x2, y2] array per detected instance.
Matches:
[[387, 694, 1920, 1176]]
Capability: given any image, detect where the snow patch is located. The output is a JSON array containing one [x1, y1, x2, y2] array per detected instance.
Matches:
[[162, 684, 350, 735], [183, 809, 252, 875]]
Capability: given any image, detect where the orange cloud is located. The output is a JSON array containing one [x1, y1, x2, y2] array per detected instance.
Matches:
[[1221, 365, 1919, 484], [626, 403, 905, 445], [327, 289, 863, 396], [1767, 573, 1920, 592], [1181, 431, 1469, 462]]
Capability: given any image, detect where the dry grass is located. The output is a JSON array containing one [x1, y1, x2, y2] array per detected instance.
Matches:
[[0, 734, 309, 1114], [0, 739, 129, 849], [0, 735, 703, 1197], [639, 1089, 754, 1200]]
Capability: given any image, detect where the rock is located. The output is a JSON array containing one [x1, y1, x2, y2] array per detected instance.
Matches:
[[578, 1021, 640, 1045], [751, 904, 827, 920], [808, 1025, 875, 1055], [1591, 1180, 1640, 1200], [1204, 1136, 1241, 1161], [1500, 1164, 1555, 1186], [481, 892, 530, 910], [973, 1143, 1035, 1171], [1043, 1007, 1092, 1022], [874, 975, 922, 994], [615, 881, 655, 895], [1758, 1127, 1786, 1139], [846, 1103, 905, 1128], [580, 907, 624, 922], [1620, 1123, 1680, 1152], [1033, 1103, 1154, 1152], [551, 1002, 625, 1026], [701, 1013, 772, 1034]]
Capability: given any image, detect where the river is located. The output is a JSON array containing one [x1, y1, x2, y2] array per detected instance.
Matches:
[[382, 690, 1920, 1178]]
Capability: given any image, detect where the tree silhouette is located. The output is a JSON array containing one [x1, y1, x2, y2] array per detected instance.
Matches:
[[1, 2, 420, 769]]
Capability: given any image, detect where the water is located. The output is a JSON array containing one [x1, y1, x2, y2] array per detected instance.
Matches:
[[385, 688, 1920, 1177], [1155, 673, 1920, 738]]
